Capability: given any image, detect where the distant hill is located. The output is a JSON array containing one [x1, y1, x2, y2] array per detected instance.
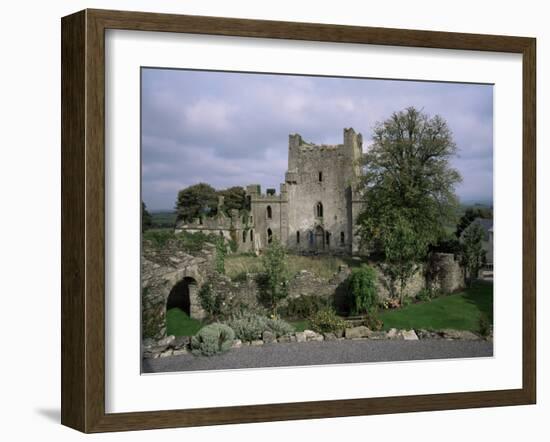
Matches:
[[150, 210, 177, 228]]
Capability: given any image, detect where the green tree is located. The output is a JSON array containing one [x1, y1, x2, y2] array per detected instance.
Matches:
[[218, 186, 249, 214], [141, 201, 153, 232], [455, 207, 493, 238], [357, 107, 462, 303], [461, 222, 486, 285], [175, 183, 218, 222], [260, 239, 290, 314]]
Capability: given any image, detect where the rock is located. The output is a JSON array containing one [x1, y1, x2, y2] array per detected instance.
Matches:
[[304, 330, 323, 341], [262, 330, 277, 344], [386, 328, 401, 339], [231, 339, 242, 349], [402, 330, 419, 341], [172, 348, 188, 356], [277, 334, 292, 343], [295, 332, 307, 343], [251, 340, 264, 346], [323, 332, 337, 341], [368, 331, 387, 340], [171, 336, 190, 350], [157, 335, 175, 347], [142, 351, 160, 359], [345, 326, 371, 339], [334, 328, 344, 338], [142, 338, 156, 350], [441, 330, 481, 340], [159, 349, 173, 358], [289, 334, 297, 342]]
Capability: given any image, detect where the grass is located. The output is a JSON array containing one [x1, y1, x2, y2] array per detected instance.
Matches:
[[378, 282, 493, 332], [289, 319, 310, 332], [225, 253, 365, 280], [166, 308, 204, 336]]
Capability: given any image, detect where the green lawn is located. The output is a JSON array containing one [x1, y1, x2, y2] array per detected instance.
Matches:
[[225, 253, 366, 280], [166, 308, 204, 336], [378, 282, 493, 332]]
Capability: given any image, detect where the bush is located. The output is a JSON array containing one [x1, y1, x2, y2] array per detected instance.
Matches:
[[309, 309, 346, 334], [226, 312, 293, 342], [280, 295, 330, 319], [364, 311, 383, 331], [191, 323, 235, 356], [214, 236, 226, 274], [197, 283, 224, 319], [267, 317, 294, 337], [349, 264, 379, 315], [479, 314, 492, 337], [228, 238, 238, 254]]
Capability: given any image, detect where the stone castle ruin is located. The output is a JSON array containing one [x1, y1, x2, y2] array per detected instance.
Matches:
[[176, 128, 366, 255]]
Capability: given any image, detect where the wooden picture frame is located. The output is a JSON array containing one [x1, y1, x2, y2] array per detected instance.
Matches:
[[61, 8, 536, 433]]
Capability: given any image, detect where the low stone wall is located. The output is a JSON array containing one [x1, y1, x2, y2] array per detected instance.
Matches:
[[373, 253, 465, 299], [143, 326, 487, 359]]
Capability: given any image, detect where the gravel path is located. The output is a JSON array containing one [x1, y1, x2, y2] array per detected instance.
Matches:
[[142, 339, 493, 374]]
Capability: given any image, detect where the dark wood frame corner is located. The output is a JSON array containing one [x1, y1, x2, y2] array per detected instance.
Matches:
[[61, 8, 536, 433]]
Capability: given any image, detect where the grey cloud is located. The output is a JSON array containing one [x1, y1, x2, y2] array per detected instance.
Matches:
[[142, 68, 493, 210]]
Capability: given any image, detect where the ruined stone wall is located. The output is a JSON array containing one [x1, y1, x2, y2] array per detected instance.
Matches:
[[141, 240, 216, 339]]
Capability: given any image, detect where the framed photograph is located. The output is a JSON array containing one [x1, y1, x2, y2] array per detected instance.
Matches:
[[61, 9, 536, 433]]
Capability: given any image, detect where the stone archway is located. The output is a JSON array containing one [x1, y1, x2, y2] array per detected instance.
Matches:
[[166, 276, 196, 316]]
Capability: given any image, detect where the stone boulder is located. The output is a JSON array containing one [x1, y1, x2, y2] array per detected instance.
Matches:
[[345, 326, 371, 339], [402, 330, 419, 341], [441, 329, 481, 340], [262, 330, 277, 344], [304, 330, 324, 341]]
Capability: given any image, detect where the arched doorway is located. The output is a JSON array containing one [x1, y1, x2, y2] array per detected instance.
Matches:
[[267, 228, 273, 244], [314, 225, 325, 251], [166, 276, 197, 316]]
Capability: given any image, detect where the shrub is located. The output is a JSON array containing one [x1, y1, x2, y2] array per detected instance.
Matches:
[[228, 238, 238, 254], [364, 312, 383, 331], [348, 264, 379, 315], [214, 236, 226, 274], [266, 317, 294, 337], [309, 309, 346, 334], [415, 288, 431, 303], [479, 314, 492, 337], [197, 283, 224, 319], [231, 271, 248, 283], [225, 313, 293, 342], [191, 323, 235, 356], [280, 295, 330, 319]]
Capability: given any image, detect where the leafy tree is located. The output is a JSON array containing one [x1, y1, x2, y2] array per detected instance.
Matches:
[[218, 186, 249, 214], [455, 207, 493, 238], [461, 222, 486, 285], [141, 201, 153, 232], [175, 183, 218, 222], [357, 107, 462, 303], [259, 239, 289, 314]]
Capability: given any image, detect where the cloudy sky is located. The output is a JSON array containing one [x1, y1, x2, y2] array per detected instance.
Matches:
[[141, 68, 493, 211]]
